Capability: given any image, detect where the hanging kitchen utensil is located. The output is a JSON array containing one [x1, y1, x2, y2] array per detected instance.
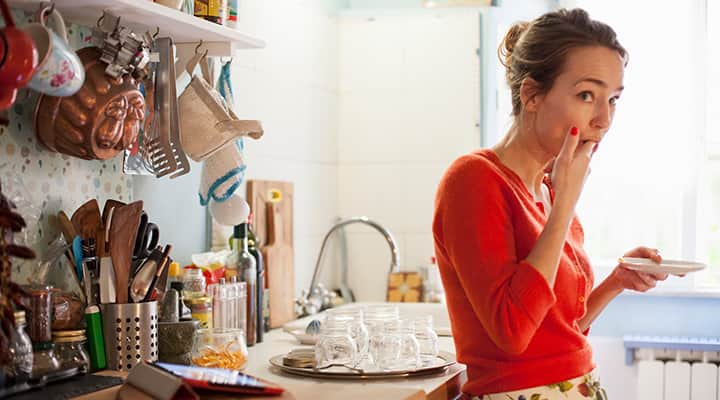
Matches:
[[34, 47, 145, 160], [142, 37, 189, 179], [178, 47, 263, 162]]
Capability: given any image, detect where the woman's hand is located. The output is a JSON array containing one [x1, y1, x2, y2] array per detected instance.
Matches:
[[550, 127, 597, 213], [609, 246, 669, 292]]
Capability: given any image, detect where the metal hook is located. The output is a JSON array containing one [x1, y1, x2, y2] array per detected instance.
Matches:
[[201, 49, 209, 60], [153, 26, 160, 38], [96, 11, 105, 28], [43, 2, 55, 17], [195, 40, 204, 54]]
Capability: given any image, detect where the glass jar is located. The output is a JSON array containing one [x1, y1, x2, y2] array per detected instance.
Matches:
[[31, 342, 61, 378], [186, 296, 213, 329], [182, 268, 206, 299], [380, 319, 420, 371], [314, 319, 357, 369], [5, 311, 33, 384], [326, 307, 369, 366], [411, 316, 439, 365], [364, 304, 399, 369], [53, 330, 90, 373], [26, 286, 54, 343], [191, 328, 248, 370]]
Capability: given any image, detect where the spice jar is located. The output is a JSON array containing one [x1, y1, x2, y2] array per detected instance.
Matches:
[[182, 268, 206, 299], [26, 286, 54, 343], [186, 296, 213, 329], [53, 330, 90, 373], [5, 311, 33, 384]]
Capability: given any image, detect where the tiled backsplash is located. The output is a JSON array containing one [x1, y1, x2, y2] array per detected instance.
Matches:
[[1, 9, 132, 278]]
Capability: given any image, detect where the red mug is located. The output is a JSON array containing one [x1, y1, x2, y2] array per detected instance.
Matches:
[[0, 0, 38, 87]]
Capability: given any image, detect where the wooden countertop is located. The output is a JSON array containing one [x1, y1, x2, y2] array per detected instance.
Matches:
[[75, 329, 466, 400]]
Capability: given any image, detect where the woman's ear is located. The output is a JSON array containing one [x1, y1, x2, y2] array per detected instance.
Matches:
[[520, 77, 543, 112]]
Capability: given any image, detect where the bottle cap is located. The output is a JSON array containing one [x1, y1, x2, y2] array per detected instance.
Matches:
[[168, 262, 181, 278]]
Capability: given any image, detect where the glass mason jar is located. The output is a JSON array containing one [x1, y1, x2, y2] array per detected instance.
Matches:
[[411, 315, 439, 365], [52, 330, 90, 373], [314, 319, 357, 369], [380, 319, 420, 371], [191, 328, 248, 371], [5, 311, 33, 384], [325, 307, 368, 366], [364, 305, 399, 369]]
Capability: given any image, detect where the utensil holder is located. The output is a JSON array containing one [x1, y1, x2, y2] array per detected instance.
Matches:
[[101, 301, 158, 371]]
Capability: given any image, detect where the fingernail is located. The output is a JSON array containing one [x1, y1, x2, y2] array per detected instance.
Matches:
[[592, 143, 599, 153], [570, 127, 578, 136]]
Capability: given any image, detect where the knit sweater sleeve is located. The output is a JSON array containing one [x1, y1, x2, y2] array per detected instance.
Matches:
[[433, 157, 557, 355]]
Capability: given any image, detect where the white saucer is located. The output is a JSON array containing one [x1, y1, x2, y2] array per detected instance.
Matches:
[[618, 257, 707, 275]]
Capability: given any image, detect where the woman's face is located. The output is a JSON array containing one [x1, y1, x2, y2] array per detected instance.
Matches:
[[529, 46, 625, 156]]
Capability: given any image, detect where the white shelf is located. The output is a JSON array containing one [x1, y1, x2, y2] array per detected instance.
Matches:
[[9, 0, 265, 49]]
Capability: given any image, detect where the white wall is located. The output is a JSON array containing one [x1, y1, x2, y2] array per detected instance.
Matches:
[[337, 9, 481, 301], [135, 0, 341, 297]]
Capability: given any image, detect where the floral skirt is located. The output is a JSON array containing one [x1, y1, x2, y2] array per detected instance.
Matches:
[[473, 370, 608, 400]]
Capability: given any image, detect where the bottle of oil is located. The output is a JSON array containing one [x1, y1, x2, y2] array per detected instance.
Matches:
[[233, 223, 256, 346], [247, 216, 267, 341]]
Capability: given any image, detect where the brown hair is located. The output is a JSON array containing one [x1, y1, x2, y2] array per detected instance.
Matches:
[[499, 8, 628, 116]]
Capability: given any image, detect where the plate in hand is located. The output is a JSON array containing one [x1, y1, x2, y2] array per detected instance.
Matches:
[[618, 257, 706, 275]]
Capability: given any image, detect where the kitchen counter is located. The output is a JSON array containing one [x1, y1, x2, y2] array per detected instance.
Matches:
[[77, 327, 466, 400]]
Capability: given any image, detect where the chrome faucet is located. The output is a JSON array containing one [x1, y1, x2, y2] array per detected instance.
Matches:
[[296, 217, 400, 317]]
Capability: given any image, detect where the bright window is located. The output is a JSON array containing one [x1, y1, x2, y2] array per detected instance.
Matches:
[[491, 1, 716, 291], [574, 0, 710, 291]]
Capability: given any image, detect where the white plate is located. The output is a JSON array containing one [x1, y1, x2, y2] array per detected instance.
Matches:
[[618, 257, 707, 275], [286, 329, 318, 345]]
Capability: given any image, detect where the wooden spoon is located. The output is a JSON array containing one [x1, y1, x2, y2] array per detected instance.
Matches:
[[71, 199, 104, 261], [101, 199, 125, 257], [57, 210, 77, 265], [109, 201, 144, 304]]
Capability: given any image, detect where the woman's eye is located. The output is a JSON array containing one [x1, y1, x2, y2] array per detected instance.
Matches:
[[579, 91, 593, 102], [609, 96, 620, 106]]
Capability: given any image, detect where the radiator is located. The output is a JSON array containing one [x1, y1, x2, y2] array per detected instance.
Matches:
[[625, 336, 720, 400]]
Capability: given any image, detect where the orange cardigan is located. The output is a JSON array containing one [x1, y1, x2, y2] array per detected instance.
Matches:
[[432, 149, 595, 395]]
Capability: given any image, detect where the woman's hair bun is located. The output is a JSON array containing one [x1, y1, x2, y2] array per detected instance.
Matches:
[[499, 21, 529, 69]]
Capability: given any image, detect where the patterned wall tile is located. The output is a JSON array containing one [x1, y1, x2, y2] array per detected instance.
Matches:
[[1, 9, 132, 280]]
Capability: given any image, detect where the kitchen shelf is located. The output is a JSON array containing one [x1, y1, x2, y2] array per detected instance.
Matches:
[[9, 0, 265, 51]]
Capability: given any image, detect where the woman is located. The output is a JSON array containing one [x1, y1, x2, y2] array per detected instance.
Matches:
[[432, 8, 669, 400]]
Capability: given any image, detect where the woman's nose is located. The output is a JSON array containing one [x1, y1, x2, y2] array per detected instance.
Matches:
[[591, 102, 612, 130]]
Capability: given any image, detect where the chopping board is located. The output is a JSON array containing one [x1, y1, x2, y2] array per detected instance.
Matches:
[[247, 180, 294, 328]]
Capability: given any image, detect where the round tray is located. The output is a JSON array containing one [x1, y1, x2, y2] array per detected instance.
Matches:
[[269, 350, 456, 379]]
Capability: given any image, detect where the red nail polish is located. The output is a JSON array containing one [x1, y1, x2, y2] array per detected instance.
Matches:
[[592, 143, 599, 153], [570, 127, 578, 136]]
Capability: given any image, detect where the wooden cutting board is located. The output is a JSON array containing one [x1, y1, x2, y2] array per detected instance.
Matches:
[[247, 180, 294, 328]]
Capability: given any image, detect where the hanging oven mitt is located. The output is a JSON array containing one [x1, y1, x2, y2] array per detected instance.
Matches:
[[178, 50, 263, 162]]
